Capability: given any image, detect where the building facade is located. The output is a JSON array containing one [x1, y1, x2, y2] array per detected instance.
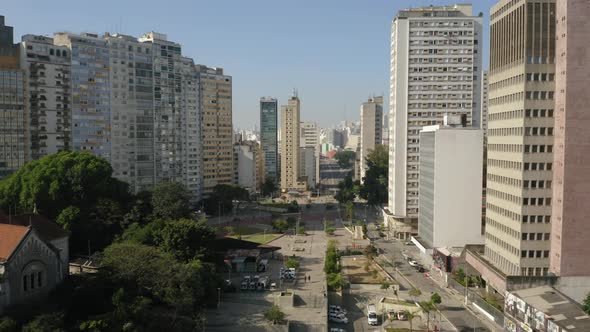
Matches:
[[280, 94, 305, 192], [197, 65, 233, 195], [235, 140, 259, 193], [260, 97, 278, 182], [484, 0, 556, 278], [20, 35, 71, 161], [550, 0, 590, 278], [360, 96, 383, 182], [480, 70, 489, 134], [418, 122, 484, 249], [0, 17, 26, 179], [388, 4, 483, 224], [300, 121, 319, 189]]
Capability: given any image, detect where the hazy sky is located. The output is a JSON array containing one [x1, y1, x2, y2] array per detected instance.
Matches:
[[5, 0, 497, 129]]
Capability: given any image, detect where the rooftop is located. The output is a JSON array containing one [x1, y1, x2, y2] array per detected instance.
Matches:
[[0, 224, 29, 262], [0, 212, 68, 243], [509, 286, 590, 331]]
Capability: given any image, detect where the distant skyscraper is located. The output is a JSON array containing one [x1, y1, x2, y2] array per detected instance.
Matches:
[[196, 64, 233, 195], [20, 35, 71, 161], [300, 121, 319, 188], [280, 93, 305, 192], [388, 4, 483, 225], [483, 0, 555, 279], [0, 16, 26, 178], [260, 97, 278, 182], [550, 0, 590, 279], [360, 96, 383, 183]]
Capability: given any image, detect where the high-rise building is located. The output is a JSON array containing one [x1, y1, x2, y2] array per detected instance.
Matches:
[[480, 70, 489, 134], [418, 118, 484, 249], [0, 16, 27, 178], [280, 93, 305, 192], [483, 0, 556, 279], [382, 113, 390, 146], [54, 32, 111, 161], [300, 121, 319, 188], [550, 0, 590, 279], [235, 140, 260, 193], [260, 97, 278, 182], [388, 4, 483, 226], [360, 96, 383, 182], [197, 65, 233, 195], [20, 35, 71, 161]]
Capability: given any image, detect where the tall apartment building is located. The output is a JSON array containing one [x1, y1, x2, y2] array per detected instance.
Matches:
[[300, 121, 319, 188], [235, 140, 261, 193], [360, 96, 383, 182], [53, 32, 111, 161], [483, 0, 556, 278], [260, 97, 278, 182], [20, 35, 71, 161], [0, 17, 27, 178], [103, 33, 157, 193], [388, 4, 483, 225], [197, 65, 233, 195], [550, 0, 590, 279], [280, 94, 305, 192]]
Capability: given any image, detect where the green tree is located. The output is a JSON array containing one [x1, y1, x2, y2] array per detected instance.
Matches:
[[334, 176, 356, 204], [419, 301, 435, 331], [403, 310, 421, 332], [334, 150, 356, 169], [264, 305, 285, 324], [409, 287, 422, 302], [431, 292, 442, 306], [151, 182, 192, 220], [271, 218, 289, 232], [345, 201, 354, 221], [327, 272, 345, 290], [0, 318, 17, 332], [155, 218, 215, 262], [359, 145, 389, 206], [380, 281, 391, 292], [203, 184, 250, 216], [22, 312, 64, 332], [364, 245, 378, 261], [583, 292, 590, 315], [286, 257, 300, 270], [261, 177, 278, 197]]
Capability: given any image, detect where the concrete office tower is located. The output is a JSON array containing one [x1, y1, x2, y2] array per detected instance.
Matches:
[[20, 35, 71, 160], [484, 0, 556, 278], [388, 4, 483, 226], [179, 57, 203, 201], [235, 140, 260, 193], [260, 97, 278, 181], [550, 0, 590, 279], [54, 32, 111, 160], [480, 71, 489, 134], [382, 113, 390, 146], [360, 96, 383, 182], [195, 64, 233, 195], [300, 121, 319, 188], [280, 94, 305, 192], [0, 16, 26, 178], [103, 33, 157, 193], [418, 119, 484, 249]]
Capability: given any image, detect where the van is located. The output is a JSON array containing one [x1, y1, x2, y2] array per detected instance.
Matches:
[[367, 304, 378, 325]]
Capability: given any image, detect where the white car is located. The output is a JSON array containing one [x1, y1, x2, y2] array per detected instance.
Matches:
[[330, 328, 346, 332], [409, 260, 419, 267], [329, 305, 347, 315]]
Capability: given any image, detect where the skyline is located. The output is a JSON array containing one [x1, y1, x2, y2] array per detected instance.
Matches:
[[4, 0, 496, 129]]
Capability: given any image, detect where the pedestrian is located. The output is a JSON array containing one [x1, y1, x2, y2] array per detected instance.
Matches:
[[308, 275, 311, 282]]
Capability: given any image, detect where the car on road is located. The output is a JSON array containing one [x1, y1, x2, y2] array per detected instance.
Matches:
[[367, 304, 378, 326], [408, 260, 419, 267], [330, 328, 346, 332], [405, 241, 414, 245], [329, 305, 347, 315], [328, 314, 348, 324]]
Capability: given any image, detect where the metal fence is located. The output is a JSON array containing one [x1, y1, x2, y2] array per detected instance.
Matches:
[[447, 277, 506, 329]]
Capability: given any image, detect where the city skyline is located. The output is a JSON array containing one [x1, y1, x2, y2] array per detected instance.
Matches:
[[4, 0, 497, 129]]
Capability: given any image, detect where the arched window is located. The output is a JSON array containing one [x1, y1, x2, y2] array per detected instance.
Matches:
[[21, 261, 47, 294]]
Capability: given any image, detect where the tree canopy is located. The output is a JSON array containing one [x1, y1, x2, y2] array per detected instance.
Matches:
[[203, 184, 250, 216], [359, 145, 388, 206], [151, 181, 193, 220], [334, 150, 356, 169]]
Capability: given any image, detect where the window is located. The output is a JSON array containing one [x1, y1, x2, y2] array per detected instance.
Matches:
[[544, 233, 550, 241]]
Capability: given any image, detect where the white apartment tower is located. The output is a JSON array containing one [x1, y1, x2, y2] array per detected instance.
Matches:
[[388, 4, 483, 224], [300, 121, 319, 188], [360, 96, 383, 182]]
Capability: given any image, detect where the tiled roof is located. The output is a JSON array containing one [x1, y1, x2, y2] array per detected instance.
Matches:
[[0, 212, 68, 242], [0, 224, 29, 262]]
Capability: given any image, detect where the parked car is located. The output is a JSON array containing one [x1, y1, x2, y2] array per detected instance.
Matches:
[[329, 314, 348, 324], [416, 266, 426, 273], [387, 310, 396, 320], [408, 260, 419, 267], [397, 311, 407, 321], [405, 241, 414, 245], [330, 328, 346, 332], [329, 305, 347, 314]]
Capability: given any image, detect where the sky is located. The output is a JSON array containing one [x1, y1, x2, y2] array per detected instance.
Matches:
[[5, 0, 497, 129]]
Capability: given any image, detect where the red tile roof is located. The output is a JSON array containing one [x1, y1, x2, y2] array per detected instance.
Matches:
[[0, 224, 29, 262], [0, 212, 68, 242]]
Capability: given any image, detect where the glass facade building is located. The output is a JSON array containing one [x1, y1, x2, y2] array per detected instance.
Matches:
[[260, 97, 278, 181]]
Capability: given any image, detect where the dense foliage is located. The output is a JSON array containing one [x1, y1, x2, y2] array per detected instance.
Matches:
[[334, 150, 356, 169], [202, 184, 250, 216], [359, 145, 388, 206], [334, 175, 357, 204], [0, 152, 221, 331], [261, 177, 278, 197]]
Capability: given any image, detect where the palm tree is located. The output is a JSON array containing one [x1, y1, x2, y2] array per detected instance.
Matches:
[[403, 310, 421, 332], [419, 301, 435, 331]]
